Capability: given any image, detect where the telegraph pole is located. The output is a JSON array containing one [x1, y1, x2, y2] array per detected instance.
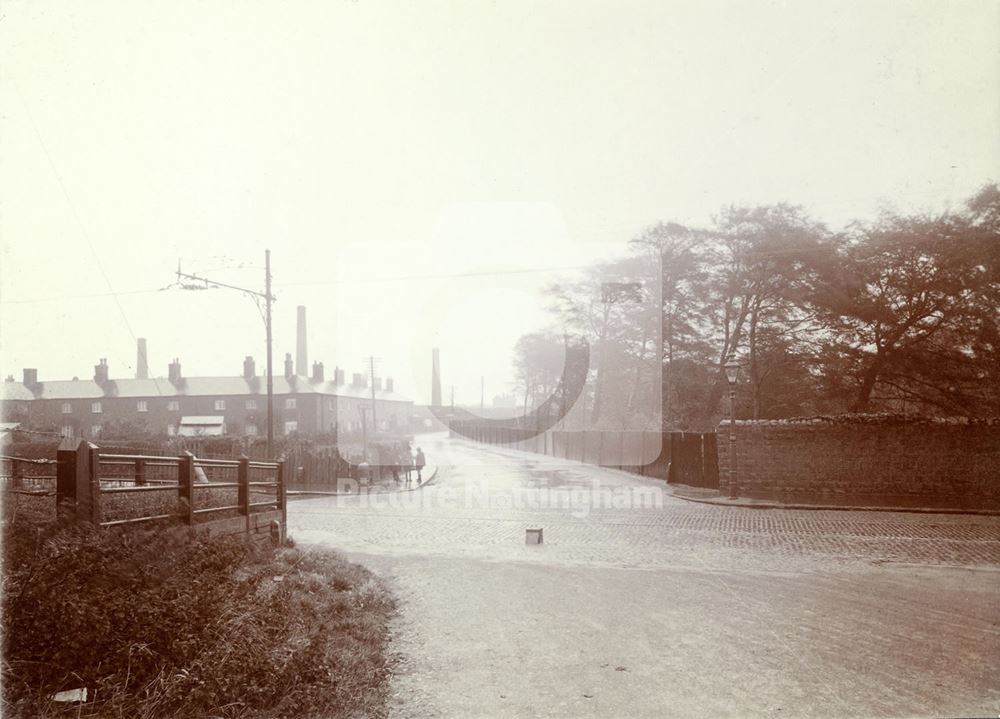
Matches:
[[176, 250, 277, 458], [368, 355, 378, 438], [265, 250, 274, 458], [360, 406, 369, 458]]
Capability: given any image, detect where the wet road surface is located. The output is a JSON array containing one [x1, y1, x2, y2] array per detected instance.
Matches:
[[289, 433, 1000, 718]]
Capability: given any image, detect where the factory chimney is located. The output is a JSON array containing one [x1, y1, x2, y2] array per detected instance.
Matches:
[[136, 338, 149, 379], [296, 306, 307, 376], [431, 348, 442, 407]]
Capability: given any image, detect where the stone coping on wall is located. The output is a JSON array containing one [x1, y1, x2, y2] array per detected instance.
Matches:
[[719, 414, 1000, 427]]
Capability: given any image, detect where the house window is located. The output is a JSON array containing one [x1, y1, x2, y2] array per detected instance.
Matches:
[[246, 399, 257, 410], [285, 398, 297, 409], [245, 423, 258, 436], [61, 403, 72, 414], [91, 401, 102, 414], [215, 400, 226, 411], [167, 400, 179, 412], [283, 420, 298, 435], [61, 425, 74, 439], [91, 424, 102, 437], [167, 424, 177, 436], [137, 400, 148, 412]]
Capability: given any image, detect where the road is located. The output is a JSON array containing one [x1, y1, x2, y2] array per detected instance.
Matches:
[[289, 432, 1000, 718]]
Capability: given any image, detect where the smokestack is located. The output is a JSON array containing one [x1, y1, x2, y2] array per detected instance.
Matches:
[[243, 356, 256, 381], [284, 353, 294, 379], [94, 358, 109, 384], [296, 306, 307, 376], [136, 338, 149, 379], [431, 348, 442, 407]]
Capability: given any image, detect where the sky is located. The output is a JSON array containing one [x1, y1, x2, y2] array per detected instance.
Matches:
[[1, 0, 997, 405]]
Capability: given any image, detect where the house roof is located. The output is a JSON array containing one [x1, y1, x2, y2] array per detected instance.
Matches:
[[0, 375, 412, 403], [0, 383, 35, 401]]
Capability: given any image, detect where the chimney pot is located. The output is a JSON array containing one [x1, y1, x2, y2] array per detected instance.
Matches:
[[94, 360, 109, 384], [168, 359, 182, 384]]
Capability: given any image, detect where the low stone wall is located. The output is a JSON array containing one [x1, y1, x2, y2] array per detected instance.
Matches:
[[717, 417, 1000, 510]]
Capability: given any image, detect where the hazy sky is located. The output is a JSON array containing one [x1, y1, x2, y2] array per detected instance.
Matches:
[[2, 0, 997, 404]]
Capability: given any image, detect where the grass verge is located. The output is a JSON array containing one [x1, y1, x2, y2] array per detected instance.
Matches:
[[2, 517, 395, 718]]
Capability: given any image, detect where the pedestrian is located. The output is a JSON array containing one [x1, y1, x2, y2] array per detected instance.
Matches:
[[415, 447, 426, 482], [391, 446, 401, 485], [403, 443, 414, 485]]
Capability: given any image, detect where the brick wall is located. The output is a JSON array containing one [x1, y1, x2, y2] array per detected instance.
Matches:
[[717, 418, 1000, 510]]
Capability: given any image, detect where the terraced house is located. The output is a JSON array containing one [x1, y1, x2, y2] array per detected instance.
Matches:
[[2, 354, 413, 440]]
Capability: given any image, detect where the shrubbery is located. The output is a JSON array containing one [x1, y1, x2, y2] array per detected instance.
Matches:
[[2, 520, 395, 718]]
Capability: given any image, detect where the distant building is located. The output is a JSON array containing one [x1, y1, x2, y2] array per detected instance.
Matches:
[[492, 393, 517, 408], [2, 355, 413, 441]]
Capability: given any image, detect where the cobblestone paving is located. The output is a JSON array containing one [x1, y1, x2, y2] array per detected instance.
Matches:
[[290, 435, 1000, 572], [288, 434, 1000, 718]]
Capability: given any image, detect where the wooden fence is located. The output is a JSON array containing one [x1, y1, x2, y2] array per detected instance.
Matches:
[[43, 439, 287, 541], [451, 422, 720, 489]]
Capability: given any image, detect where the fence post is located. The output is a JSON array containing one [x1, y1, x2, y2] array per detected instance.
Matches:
[[56, 437, 84, 521], [134, 457, 146, 486], [238, 455, 250, 532], [87, 443, 102, 525], [11, 457, 23, 490], [276, 460, 287, 542], [178, 451, 195, 525]]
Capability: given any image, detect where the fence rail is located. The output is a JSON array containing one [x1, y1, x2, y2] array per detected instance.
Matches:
[[44, 440, 287, 539]]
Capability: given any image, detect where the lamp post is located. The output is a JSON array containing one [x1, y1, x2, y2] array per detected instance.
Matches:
[[176, 250, 276, 458], [724, 353, 740, 499]]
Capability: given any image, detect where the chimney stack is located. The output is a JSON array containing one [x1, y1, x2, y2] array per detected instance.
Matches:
[[136, 338, 149, 379], [352, 372, 363, 387], [312, 361, 324, 382], [335, 367, 345, 385], [22, 368, 38, 387], [94, 358, 109, 384], [243, 356, 256, 381], [296, 306, 307, 376], [168, 359, 182, 384], [374, 377, 383, 391], [386, 377, 394, 393], [284, 353, 294, 379], [431, 348, 442, 407]]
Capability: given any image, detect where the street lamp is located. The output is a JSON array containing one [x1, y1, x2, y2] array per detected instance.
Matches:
[[176, 250, 276, 458], [724, 353, 740, 499]]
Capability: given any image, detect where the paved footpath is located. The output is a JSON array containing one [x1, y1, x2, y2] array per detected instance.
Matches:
[[289, 433, 1000, 718]]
